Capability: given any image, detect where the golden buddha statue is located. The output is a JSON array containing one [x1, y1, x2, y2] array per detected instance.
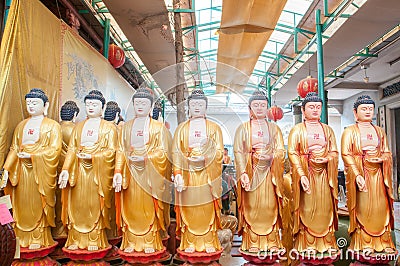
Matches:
[[53, 101, 79, 239], [288, 92, 339, 254], [113, 88, 172, 254], [1, 88, 62, 249], [58, 90, 117, 251], [341, 95, 395, 254], [234, 91, 286, 255], [172, 89, 223, 255]]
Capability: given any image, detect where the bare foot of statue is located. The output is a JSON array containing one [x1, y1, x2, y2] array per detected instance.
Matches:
[[88, 245, 99, 251], [67, 244, 78, 250], [184, 247, 195, 253], [248, 247, 259, 253], [28, 243, 41, 250], [144, 247, 155, 254], [269, 247, 279, 253], [384, 247, 396, 254], [124, 247, 134, 253], [206, 247, 216, 253]]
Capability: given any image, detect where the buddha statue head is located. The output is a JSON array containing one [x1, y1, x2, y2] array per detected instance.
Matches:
[[84, 90, 105, 119], [60, 100, 80, 122], [187, 89, 207, 119], [301, 92, 323, 121], [25, 88, 49, 117], [132, 87, 154, 118], [353, 95, 375, 123], [104, 101, 121, 124], [248, 90, 268, 120]]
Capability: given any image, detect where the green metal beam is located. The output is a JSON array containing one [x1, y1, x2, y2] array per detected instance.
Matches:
[[103, 18, 110, 59], [323, 0, 352, 18], [316, 9, 327, 124]]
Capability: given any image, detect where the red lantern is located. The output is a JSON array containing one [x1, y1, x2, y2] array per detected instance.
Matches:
[[102, 44, 125, 68], [297, 76, 318, 98], [267, 106, 284, 122]]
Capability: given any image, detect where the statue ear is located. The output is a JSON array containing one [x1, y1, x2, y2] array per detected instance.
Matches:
[[73, 111, 77, 123], [353, 109, 358, 122], [44, 102, 50, 116], [115, 112, 120, 124]]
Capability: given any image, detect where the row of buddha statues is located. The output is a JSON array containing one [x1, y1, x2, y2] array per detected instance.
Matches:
[[0, 87, 395, 264]]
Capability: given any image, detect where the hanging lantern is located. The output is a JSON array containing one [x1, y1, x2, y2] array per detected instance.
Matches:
[[297, 76, 318, 98], [101, 44, 125, 68], [267, 105, 284, 122]]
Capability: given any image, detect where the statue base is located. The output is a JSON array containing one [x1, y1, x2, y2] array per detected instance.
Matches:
[[295, 249, 340, 265], [62, 245, 112, 261], [348, 249, 398, 265], [50, 237, 67, 259], [239, 248, 283, 264], [176, 248, 223, 264], [65, 260, 110, 266], [104, 237, 122, 262], [118, 247, 170, 264], [18, 242, 58, 260], [12, 256, 57, 266]]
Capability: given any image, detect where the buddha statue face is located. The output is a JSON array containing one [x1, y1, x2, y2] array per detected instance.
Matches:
[[188, 99, 207, 118], [133, 98, 152, 117], [26, 97, 47, 117], [354, 103, 374, 122], [302, 102, 322, 121], [249, 99, 268, 120], [85, 99, 103, 119]]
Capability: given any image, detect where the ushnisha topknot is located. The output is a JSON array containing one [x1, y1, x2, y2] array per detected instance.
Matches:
[[104, 101, 121, 122], [248, 90, 268, 105], [353, 95, 375, 110], [187, 88, 208, 106], [25, 88, 48, 104], [60, 100, 80, 121], [132, 87, 154, 105], [84, 90, 106, 107], [302, 92, 322, 107]]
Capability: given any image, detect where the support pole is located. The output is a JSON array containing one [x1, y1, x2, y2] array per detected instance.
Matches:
[[316, 9, 328, 124], [103, 18, 110, 59], [174, 0, 186, 124], [266, 75, 271, 109]]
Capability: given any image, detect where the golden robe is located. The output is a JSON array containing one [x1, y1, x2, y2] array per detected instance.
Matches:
[[3, 117, 62, 248], [53, 120, 75, 238], [115, 118, 172, 252], [341, 124, 395, 252], [62, 119, 117, 249], [172, 119, 223, 252], [288, 123, 338, 252], [234, 121, 285, 251]]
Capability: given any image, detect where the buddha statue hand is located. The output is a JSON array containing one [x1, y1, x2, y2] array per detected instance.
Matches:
[[174, 174, 185, 192], [188, 155, 205, 162], [77, 152, 92, 159], [58, 170, 69, 189], [113, 173, 122, 192], [310, 157, 328, 164], [128, 155, 145, 162], [301, 176, 311, 194], [356, 175, 367, 192], [240, 173, 251, 191], [17, 152, 31, 158], [365, 157, 383, 163], [0, 170, 8, 189]]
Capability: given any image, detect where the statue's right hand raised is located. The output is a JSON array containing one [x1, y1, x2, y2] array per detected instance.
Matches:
[[174, 174, 185, 192], [1, 170, 9, 189], [113, 173, 122, 192], [58, 170, 69, 189]]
